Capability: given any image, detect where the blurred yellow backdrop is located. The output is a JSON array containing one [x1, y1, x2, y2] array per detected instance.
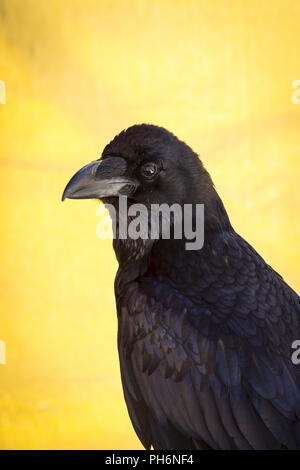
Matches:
[[0, 0, 299, 450]]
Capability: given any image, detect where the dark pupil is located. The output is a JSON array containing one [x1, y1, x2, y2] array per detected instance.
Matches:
[[143, 163, 157, 177]]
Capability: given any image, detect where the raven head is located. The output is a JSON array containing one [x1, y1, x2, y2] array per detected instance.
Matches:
[[62, 124, 212, 207], [62, 124, 230, 237]]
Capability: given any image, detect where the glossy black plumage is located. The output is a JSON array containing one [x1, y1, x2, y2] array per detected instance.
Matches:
[[64, 124, 300, 449], [116, 233, 300, 449]]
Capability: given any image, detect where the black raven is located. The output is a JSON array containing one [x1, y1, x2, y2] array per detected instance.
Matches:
[[62, 124, 300, 450]]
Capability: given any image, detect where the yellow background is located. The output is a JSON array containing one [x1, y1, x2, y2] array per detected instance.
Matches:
[[0, 0, 299, 450]]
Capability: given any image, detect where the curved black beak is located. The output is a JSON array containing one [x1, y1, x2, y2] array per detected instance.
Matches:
[[62, 156, 137, 201]]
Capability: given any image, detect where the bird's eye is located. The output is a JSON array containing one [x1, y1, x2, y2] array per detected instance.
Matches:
[[141, 162, 158, 178]]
